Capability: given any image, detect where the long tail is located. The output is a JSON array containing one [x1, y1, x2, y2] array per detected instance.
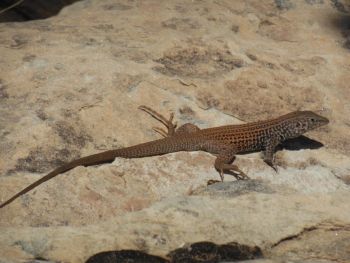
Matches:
[[0, 152, 115, 208], [0, 136, 199, 208]]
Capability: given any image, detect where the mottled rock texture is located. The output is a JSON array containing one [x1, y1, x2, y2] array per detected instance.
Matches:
[[0, 0, 350, 262]]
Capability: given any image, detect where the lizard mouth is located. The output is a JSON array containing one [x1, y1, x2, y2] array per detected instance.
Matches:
[[319, 116, 329, 126]]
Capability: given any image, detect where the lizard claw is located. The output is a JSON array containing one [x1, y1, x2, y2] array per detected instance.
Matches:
[[152, 127, 168, 138], [264, 159, 278, 173], [207, 179, 221, 185], [237, 172, 250, 180], [271, 165, 278, 173], [220, 170, 224, 182]]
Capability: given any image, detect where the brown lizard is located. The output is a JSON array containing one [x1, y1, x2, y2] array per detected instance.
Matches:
[[0, 106, 329, 208]]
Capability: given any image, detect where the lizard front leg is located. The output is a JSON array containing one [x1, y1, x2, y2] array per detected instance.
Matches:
[[263, 137, 280, 172], [138, 105, 200, 137]]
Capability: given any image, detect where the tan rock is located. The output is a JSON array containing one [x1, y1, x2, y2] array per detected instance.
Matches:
[[0, 0, 349, 262]]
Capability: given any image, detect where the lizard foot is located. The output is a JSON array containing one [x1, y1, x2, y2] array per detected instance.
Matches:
[[217, 164, 250, 181], [264, 159, 278, 173], [138, 105, 177, 137], [207, 179, 221, 185]]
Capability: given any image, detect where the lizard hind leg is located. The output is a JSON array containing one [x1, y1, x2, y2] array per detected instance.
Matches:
[[138, 105, 177, 137], [214, 148, 249, 181], [200, 141, 249, 181], [138, 105, 201, 137], [175, 123, 201, 134]]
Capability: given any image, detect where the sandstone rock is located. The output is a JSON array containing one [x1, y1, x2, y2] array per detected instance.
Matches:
[[0, 0, 349, 262]]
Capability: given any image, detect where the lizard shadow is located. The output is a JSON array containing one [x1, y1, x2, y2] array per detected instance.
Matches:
[[278, 135, 324, 151], [236, 135, 324, 156]]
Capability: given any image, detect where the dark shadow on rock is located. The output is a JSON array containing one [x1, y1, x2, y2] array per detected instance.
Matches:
[[330, 0, 349, 13], [280, 135, 324, 151], [328, 12, 350, 49], [205, 179, 275, 197], [86, 242, 263, 263], [168, 241, 263, 262], [86, 250, 168, 263], [0, 0, 83, 22]]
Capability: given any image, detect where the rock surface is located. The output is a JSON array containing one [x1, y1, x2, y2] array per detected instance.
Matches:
[[0, 0, 350, 262]]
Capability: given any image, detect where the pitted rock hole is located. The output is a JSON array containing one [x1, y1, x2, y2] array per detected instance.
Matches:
[[86, 250, 168, 263], [85, 242, 262, 263], [168, 241, 262, 262]]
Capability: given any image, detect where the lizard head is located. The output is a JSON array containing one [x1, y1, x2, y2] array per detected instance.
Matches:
[[283, 111, 329, 138]]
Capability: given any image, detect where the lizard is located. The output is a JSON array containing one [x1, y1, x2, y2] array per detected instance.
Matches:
[[0, 106, 329, 208]]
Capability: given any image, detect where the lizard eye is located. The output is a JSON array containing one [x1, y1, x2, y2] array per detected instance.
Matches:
[[311, 118, 315, 122]]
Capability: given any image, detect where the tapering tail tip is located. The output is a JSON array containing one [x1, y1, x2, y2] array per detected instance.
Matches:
[[0, 202, 8, 209], [0, 191, 24, 208], [0, 197, 15, 209]]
